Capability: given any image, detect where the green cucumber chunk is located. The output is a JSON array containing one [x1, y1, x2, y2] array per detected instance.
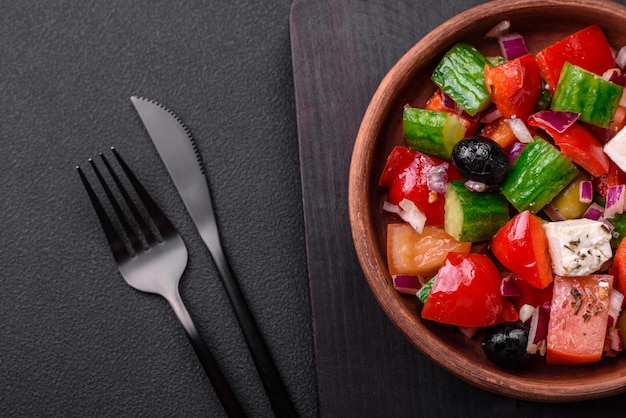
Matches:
[[501, 137, 579, 213], [417, 275, 436, 303], [444, 180, 509, 242], [610, 212, 626, 248], [551, 62, 623, 128], [431, 42, 492, 116], [486, 56, 506, 67], [403, 107, 466, 160]]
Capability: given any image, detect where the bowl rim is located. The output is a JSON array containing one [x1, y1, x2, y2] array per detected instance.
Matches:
[[349, 0, 626, 402]]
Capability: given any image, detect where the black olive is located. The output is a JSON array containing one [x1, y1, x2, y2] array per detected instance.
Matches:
[[451, 136, 509, 185], [481, 322, 537, 370]]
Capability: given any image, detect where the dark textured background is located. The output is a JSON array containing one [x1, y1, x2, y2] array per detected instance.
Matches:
[[0, 1, 314, 417]]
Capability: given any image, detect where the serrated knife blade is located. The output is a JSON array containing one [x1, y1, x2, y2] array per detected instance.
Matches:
[[130, 96, 297, 418], [129, 97, 221, 254]]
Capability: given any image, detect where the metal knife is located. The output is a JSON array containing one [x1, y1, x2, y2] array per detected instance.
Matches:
[[130, 96, 297, 418]]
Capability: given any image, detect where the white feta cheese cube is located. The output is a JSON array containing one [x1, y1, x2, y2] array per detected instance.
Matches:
[[543, 218, 612, 277], [604, 126, 626, 173]]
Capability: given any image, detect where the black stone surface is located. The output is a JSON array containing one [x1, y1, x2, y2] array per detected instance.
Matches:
[[0, 1, 315, 416]]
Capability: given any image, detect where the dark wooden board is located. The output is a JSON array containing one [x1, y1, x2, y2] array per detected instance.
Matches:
[[290, 0, 626, 416]]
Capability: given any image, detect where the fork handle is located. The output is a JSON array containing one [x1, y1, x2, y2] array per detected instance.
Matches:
[[210, 245, 298, 418], [166, 291, 248, 418]]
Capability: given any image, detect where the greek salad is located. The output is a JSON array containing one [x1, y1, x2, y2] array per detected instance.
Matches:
[[381, 22, 626, 369]]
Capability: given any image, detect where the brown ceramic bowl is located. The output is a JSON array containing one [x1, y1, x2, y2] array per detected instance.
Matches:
[[349, 0, 626, 402]]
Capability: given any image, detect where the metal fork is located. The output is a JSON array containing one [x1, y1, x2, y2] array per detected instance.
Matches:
[[77, 148, 247, 418]]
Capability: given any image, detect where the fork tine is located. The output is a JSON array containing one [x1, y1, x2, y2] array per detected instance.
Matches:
[[100, 151, 158, 246], [77, 165, 131, 263], [89, 158, 143, 253], [111, 147, 176, 238]]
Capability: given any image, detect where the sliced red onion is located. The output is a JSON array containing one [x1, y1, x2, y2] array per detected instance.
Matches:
[[441, 92, 479, 121], [398, 198, 427, 234], [392, 274, 423, 295], [529, 110, 580, 134], [605, 327, 623, 354], [464, 180, 488, 193], [384, 200, 427, 233], [602, 68, 617, 81], [383, 201, 403, 217], [543, 203, 566, 222], [508, 141, 525, 164], [426, 162, 449, 194], [600, 217, 615, 234], [616, 46, 626, 69], [537, 340, 547, 356], [527, 304, 550, 355], [441, 92, 457, 111], [534, 305, 550, 344], [457, 326, 480, 339], [582, 202, 604, 220], [608, 288, 624, 328], [505, 118, 533, 143], [609, 328, 623, 352], [605, 184, 626, 218], [500, 273, 520, 297], [529, 306, 550, 342], [441, 92, 461, 114], [603, 335, 619, 356], [480, 106, 503, 124], [579, 180, 593, 204], [518, 304, 535, 323], [602, 68, 626, 86], [498, 32, 528, 60], [484, 20, 510, 39]]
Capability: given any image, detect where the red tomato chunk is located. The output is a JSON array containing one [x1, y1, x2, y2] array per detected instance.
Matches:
[[535, 24, 615, 92], [421, 252, 518, 327], [491, 210, 553, 289], [379, 146, 462, 226], [547, 275, 613, 365], [484, 53, 542, 121]]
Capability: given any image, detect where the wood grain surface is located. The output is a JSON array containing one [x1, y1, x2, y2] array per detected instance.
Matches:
[[291, 0, 626, 416]]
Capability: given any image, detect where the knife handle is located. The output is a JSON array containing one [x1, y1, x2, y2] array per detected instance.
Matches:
[[211, 245, 298, 418]]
